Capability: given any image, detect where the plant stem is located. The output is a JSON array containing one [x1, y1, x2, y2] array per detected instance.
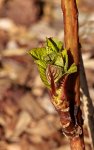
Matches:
[[80, 53, 94, 149], [61, 0, 85, 149]]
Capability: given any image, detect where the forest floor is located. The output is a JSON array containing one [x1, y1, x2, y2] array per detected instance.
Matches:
[[0, 0, 94, 150]]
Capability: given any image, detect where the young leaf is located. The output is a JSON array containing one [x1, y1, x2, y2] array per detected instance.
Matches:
[[35, 60, 47, 69], [46, 65, 63, 83], [28, 47, 46, 60], [67, 63, 77, 74], [38, 66, 50, 88], [62, 49, 68, 72], [46, 38, 63, 52], [54, 53, 64, 67], [44, 51, 56, 63], [28, 37, 77, 88], [52, 38, 63, 51]]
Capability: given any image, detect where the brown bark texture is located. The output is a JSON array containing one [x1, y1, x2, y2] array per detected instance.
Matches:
[[61, 0, 85, 149]]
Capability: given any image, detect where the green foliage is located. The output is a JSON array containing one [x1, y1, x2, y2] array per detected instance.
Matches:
[[28, 38, 77, 88]]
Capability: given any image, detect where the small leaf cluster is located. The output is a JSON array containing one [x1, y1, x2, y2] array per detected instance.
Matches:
[[28, 38, 77, 88]]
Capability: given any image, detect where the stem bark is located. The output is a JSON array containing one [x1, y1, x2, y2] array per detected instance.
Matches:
[[61, 0, 85, 149]]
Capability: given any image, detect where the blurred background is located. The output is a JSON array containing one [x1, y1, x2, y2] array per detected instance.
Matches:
[[0, 0, 94, 150]]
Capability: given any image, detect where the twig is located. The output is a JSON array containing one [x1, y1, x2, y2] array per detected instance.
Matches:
[[61, 0, 85, 149], [80, 53, 94, 149]]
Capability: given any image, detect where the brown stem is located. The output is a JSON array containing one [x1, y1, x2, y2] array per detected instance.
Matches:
[[61, 0, 85, 149], [70, 137, 85, 150], [61, 0, 79, 64]]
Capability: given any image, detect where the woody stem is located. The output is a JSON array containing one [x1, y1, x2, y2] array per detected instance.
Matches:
[[61, 0, 85, 149]]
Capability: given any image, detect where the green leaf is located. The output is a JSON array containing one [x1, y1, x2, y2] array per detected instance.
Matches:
[[54, 53, 64, 67], [45, 45, 54, 55], [35, 60, 47, 69], [44, 51, 56, 63], [52, 38, 63, 51], [62, 49, 68, 72], [28, 37, 77, 88], [46, 38, 59, 52], [38, 66, 50, 88], [28, 47, 46, 60], [67, 63, 77, 74]]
